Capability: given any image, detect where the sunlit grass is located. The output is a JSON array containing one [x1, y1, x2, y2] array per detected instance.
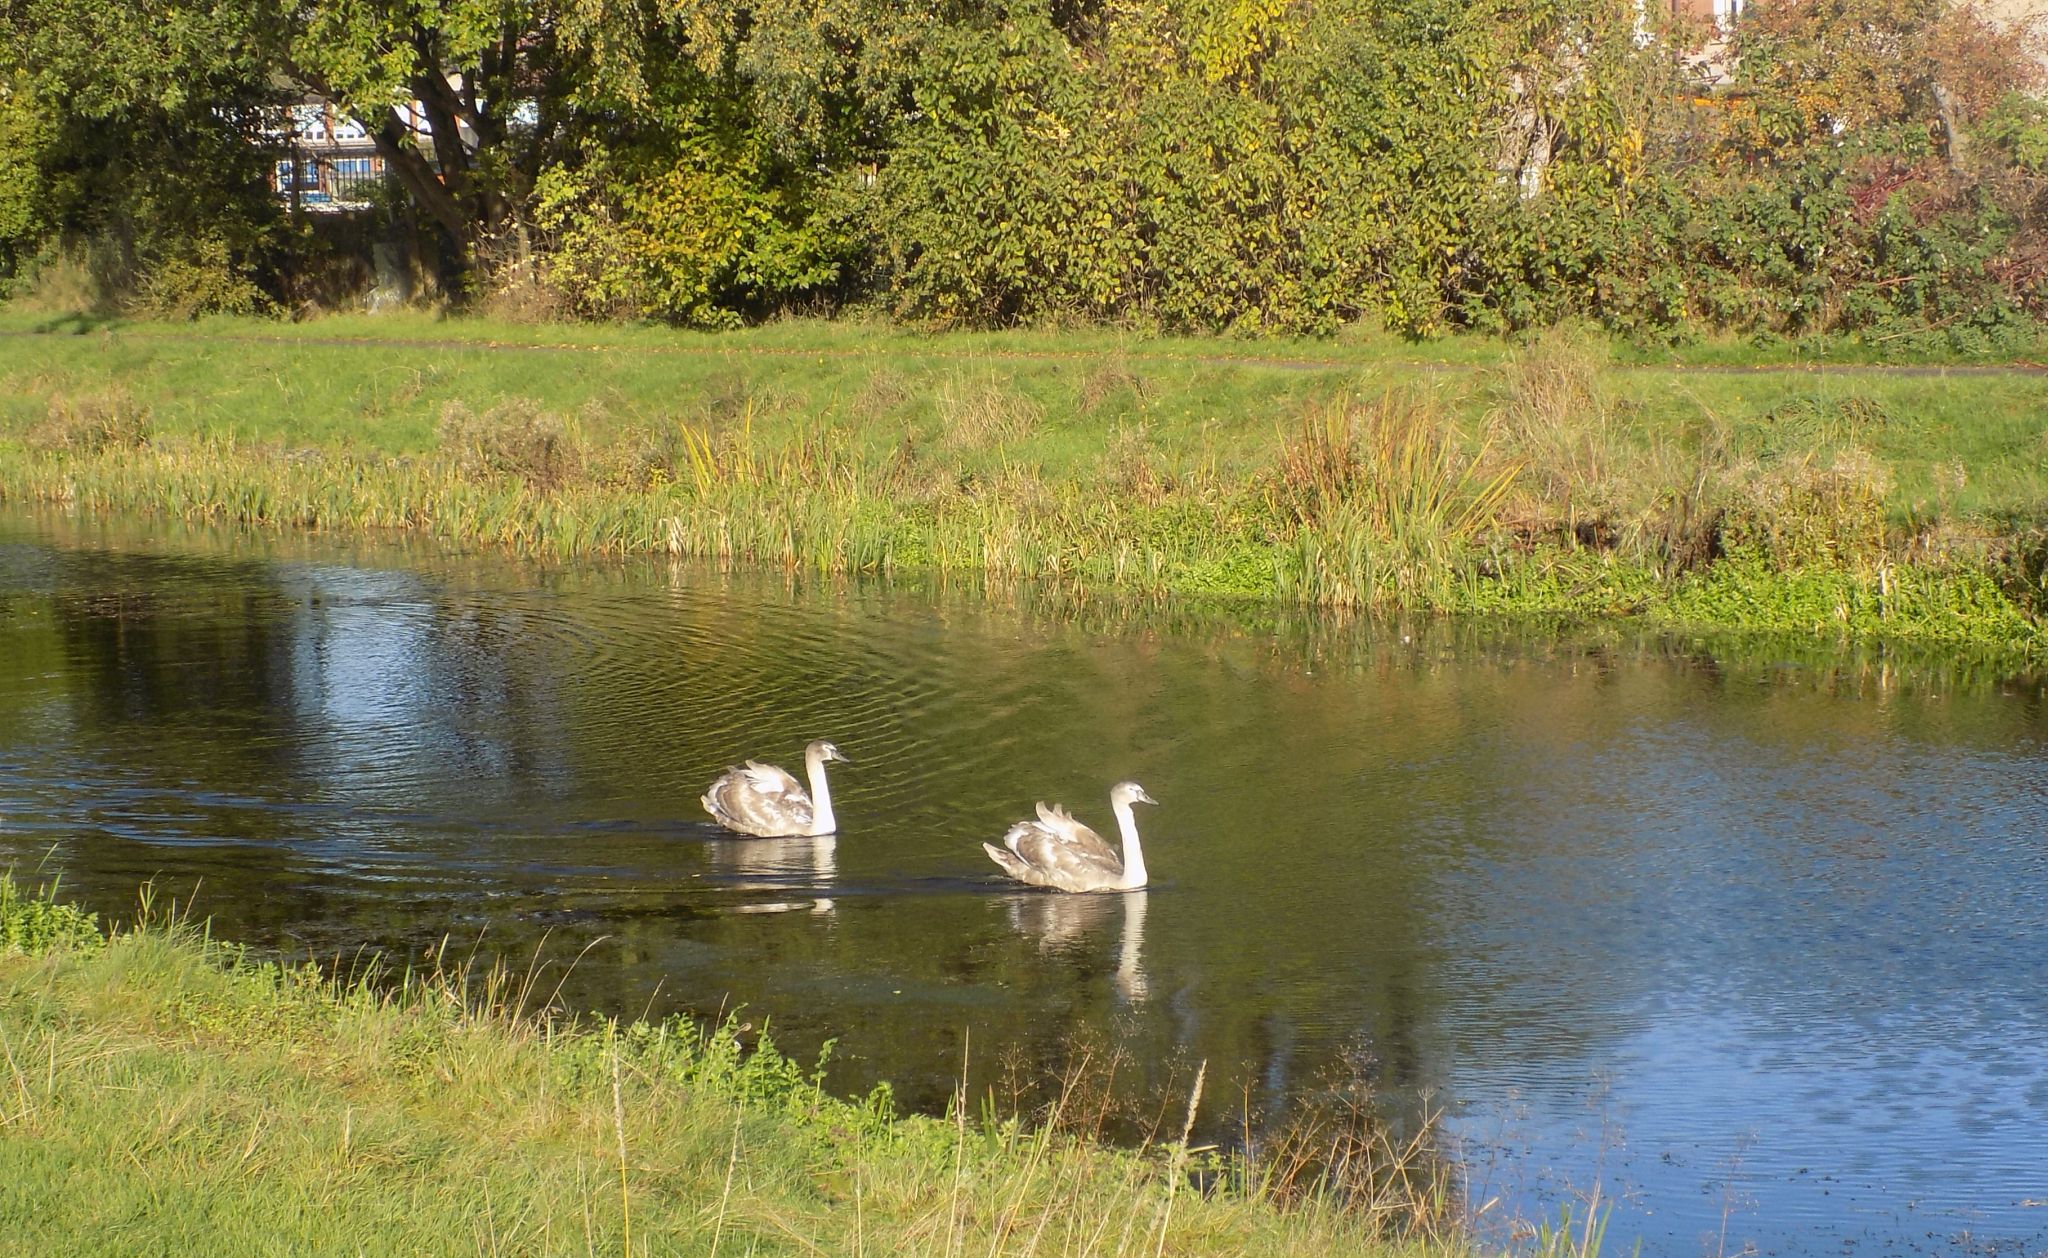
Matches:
[[0, 873, 1495, 1257], [0, 315, 2044, 657]]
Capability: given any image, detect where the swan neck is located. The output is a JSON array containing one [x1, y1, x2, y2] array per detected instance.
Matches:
[[1111, 800, 1147, 889], [804, 750, 836, 836]]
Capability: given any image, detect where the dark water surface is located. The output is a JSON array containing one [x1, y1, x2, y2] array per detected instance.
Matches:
[[2, 512, 2045, 1255]]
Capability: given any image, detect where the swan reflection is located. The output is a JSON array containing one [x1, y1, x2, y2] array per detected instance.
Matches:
[[706, 833, 837, 915], [1005, 889, 1150, 1003]]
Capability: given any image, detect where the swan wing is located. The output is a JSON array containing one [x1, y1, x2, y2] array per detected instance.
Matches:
[[702, 760, 814, 837], [983, 842, 1032, 882], [997, 807, 1124, 892], [1030, 802, 1122, 868]]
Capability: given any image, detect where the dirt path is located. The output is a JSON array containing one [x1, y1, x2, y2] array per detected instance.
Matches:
[[10, 323, 2048, 377]]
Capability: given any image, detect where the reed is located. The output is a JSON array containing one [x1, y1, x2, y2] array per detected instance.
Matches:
[[1272, 393, 1522, 609], [1, 318, 2045, 659]]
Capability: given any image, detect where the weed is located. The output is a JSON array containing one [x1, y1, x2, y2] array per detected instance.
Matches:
[[0, 874, 100, 953], [438, 399, 585, 490], [937, 371, 1042, 453], [28, 388, 151, 454]]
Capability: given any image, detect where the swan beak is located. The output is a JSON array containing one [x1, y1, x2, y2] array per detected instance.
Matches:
[[831, 749, 853, 765], [1134, 787, 1158, 806]]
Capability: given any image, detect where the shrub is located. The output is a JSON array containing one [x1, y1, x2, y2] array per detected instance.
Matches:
[[0, 874, 101, 954], [437, 399, 586, 490]]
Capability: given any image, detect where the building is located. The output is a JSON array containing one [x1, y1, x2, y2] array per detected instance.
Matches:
[[1669, 0, 1745, 26], [269, 100, 390, 210]]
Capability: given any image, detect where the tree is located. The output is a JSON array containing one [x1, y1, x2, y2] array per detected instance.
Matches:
[[0, 0, 280, 307]]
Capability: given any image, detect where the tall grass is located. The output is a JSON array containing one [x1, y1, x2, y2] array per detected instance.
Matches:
[[1, 333, 2045, 657], [1272, 393, 1521, 608], [0, 874, 1534, 1256]]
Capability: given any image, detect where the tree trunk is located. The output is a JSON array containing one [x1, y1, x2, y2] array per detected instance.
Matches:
[[1933, 81, 1968, 172], [369, 110, 468, 246]]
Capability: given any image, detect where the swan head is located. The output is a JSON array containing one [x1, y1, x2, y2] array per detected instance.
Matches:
[[1111, 781, 1157, 808], [807, 739, 852, 765]]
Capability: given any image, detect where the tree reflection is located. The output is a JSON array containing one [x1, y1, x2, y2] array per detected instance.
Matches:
[[2, 514, 2045, 1166]]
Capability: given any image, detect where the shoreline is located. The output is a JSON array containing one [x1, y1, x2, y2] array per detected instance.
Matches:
[[0, 874, 1467, 1256], [3, 315, 2043, 664]]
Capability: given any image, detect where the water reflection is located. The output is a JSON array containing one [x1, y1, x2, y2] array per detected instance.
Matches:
[[707, 834, 838, 916], [1004, 889, 1150, 1004], [2, 512, 2045, 1256]]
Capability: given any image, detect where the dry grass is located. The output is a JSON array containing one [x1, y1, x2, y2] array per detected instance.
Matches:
[[28, 387, 151, 454], [1247, 1048, 1456, 1235], [937, 371, 1043, 453], [1101, 421, 1174, 504], [476, 263, 575, 324], [1274, 391, 1518, 541], [1269, 391, 1522, 608], [12, 244, 120, 315], [1484, 326, 1609, 510], [1080, 358, 1150, 413], [437, 398, 586, 490], [1481, 328, 1744, 573], [852, 367, 917, 424], [1725, 447, 1894, 570]]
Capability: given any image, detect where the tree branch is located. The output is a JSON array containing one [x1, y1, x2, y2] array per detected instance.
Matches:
[[370, 107, 469, 242]]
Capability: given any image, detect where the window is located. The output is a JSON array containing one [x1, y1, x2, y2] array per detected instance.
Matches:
[[275, 159, 322, 192]]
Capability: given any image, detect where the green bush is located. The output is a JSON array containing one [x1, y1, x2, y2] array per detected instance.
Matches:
[[0, 874, 102, 954], [9, 0, 2048, 337]]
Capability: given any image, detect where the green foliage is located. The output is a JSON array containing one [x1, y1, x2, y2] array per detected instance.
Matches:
[[0, 74, 54, 271], [0, 875, 102, 955], [532, 54, 850, 324], [0, 0, 280, 307], [870, 0, 1527, 333], [9, 0, 2048, 335], [1981, 93, 2048, 176]]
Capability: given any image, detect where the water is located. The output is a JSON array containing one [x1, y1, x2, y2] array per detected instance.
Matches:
[[2, 511, 2045, 1256]]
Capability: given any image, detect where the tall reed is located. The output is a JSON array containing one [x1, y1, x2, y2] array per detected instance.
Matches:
[[1, 375, 2042, 656], [1272, 392, 1520, 608]]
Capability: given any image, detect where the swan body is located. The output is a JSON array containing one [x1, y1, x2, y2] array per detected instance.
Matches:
[[702, 740, 849, 837], [984, 781, 1156, 892]]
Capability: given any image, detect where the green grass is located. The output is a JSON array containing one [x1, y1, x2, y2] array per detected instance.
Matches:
[[0, 874, 1476, 1256], [2, 312, 2045, 658]]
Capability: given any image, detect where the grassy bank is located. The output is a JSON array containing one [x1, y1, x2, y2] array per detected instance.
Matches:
[[3, 312, 2046, 658], [0, 875, 1489, 1256]]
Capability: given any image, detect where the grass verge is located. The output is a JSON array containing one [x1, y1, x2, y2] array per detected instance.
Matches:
[[0, 874, 1510, 1257], [2, 313, 2045, 660]]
